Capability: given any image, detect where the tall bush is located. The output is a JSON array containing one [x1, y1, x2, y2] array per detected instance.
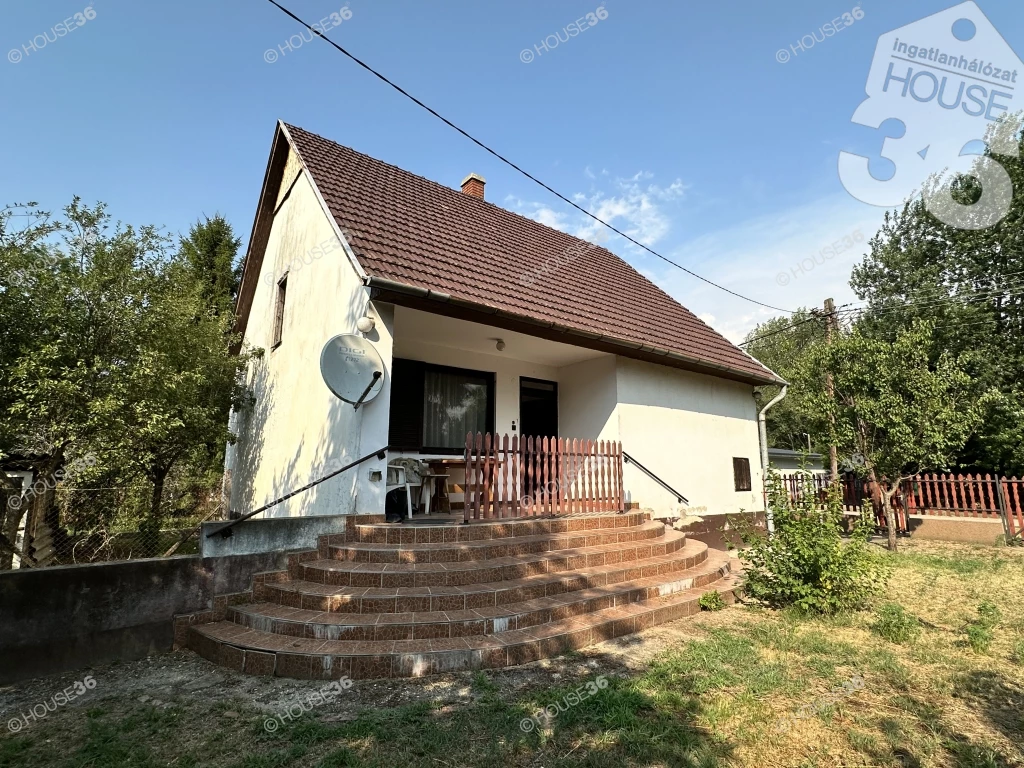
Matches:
[[738, 470, 887, 614]]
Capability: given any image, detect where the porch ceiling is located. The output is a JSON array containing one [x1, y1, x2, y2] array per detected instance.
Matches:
[[392, 306, 608, 368]]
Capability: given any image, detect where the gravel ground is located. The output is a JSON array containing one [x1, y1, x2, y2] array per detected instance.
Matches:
[[0, 609, 714, 732]]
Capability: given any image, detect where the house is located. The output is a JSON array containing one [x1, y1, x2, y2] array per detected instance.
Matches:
[[767, 448, 826, 475], [224, 121, 783, 523], [181, 123, 787, 679]]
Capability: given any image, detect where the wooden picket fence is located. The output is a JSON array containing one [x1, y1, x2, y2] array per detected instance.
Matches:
[[777, 471, 1024, 540], [464, 433, 625, 521]]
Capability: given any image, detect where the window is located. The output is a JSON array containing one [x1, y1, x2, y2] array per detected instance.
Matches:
[[272, 275, 287, 348], [389, 359, 495, 453], [733, 457, 752, 492]]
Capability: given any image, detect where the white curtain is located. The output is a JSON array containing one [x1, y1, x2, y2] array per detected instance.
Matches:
[[423, 370, 488, 449]]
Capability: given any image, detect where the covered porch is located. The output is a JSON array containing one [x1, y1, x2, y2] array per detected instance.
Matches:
[[383, 304, 629, 519]]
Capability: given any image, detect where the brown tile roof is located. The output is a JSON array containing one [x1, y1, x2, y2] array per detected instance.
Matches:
[[279, 123, 779, 385]]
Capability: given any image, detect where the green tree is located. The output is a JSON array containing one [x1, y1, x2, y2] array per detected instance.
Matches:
[[742, 309, 829, 453], [0, 199, 136, 560], [0, 203, 69, 564], [106, 255, 250, 553], [177, 214, 242, 312], [850, 123, 1024, 474], [806, 320, 989, 550], [1, 200, 253, 560]]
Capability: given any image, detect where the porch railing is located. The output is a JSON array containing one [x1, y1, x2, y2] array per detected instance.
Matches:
[[464, 433, 625, 521]]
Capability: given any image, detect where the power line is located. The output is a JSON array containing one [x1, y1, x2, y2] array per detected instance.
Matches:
[[845, 269, 1024, 309], [738, 308, 839, 347], [844, 279, 1024, 320], [262, 0, 796, 315], [741, 275, 1024, 347], [929, 317, 1005, 333]]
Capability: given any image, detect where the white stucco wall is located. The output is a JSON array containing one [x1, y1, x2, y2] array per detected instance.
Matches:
[[557, 356, 619, 442], [613, 358, 764, 517], [227, 149, 392, 518]]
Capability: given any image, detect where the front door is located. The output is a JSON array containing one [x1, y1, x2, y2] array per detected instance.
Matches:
[[519, 378, 558, 441], [520, 377, 559, 503]]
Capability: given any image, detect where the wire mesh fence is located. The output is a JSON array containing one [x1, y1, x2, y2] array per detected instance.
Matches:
[[2, 474, 226, 570]]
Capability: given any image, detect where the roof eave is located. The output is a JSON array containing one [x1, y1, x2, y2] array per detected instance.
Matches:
[[364, 276, 783, 387]]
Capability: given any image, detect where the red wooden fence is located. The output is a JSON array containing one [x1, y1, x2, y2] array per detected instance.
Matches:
[[777, 471, 1024, 539], [464, 433, 625, 521]]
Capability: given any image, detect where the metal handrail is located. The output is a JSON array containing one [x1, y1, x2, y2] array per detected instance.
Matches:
[[622, 451, 689, 505], [206, 447, 388, 539]]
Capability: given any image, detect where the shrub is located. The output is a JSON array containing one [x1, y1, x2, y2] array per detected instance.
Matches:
[[699, 591, 726, 612], [977, 600, 1001, 626], [871, 603, 920, 644], [964, 624, 994, 654], [737, 470, 888, 615], [961, 600, 1001, 654], [1011, 638, 1024, 665]]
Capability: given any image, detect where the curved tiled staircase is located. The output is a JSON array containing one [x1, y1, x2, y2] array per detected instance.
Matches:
[[184, 512, 739, 680]]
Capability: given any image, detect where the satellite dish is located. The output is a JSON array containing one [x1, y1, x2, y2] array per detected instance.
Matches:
[[320, 334, 385, 409]]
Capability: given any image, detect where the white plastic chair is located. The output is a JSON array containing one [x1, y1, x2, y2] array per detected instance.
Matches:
[[386, 463, 415, 519]]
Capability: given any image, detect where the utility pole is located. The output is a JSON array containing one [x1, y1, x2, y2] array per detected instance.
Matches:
[[824, 298, 840, 480]]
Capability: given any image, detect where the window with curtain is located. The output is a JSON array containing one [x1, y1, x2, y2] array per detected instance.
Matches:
[[423, 369, 490, 450], [388, 359, 495, 453]]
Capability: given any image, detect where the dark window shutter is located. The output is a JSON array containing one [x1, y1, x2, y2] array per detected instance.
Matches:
[[388, 359, 424, 450], [272, 276, 287, 348], [733, 458, 752, 492]]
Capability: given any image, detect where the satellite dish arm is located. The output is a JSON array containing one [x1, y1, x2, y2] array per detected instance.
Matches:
[[353, 370, 382, 409]]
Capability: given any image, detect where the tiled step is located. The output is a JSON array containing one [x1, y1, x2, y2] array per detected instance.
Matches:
[[261, 535, 703, 614], [229, 553, 730, 641], [328, 520, 665, 564], [300, 525, 684, 588], [188, 552, 739, 680], [346, 511, 646, 545]]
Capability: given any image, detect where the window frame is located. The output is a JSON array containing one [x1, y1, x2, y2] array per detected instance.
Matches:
[[389, 358, 496, 455], [732, 457, 752, 492], [272, 274, 288, 350]]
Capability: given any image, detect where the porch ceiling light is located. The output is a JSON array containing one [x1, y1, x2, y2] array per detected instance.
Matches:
[[495, 339, 506, 352], [356, 315, 375, 333]]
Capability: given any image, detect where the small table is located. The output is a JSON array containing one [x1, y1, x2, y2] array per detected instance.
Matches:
[[419, 473, 450, 515], [427, 459, 470, 513]]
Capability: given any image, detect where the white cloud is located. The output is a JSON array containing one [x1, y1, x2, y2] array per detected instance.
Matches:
[[509, 169, 689, 248]]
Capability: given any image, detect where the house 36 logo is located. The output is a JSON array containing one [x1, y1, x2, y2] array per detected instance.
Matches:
[[839, 2, 1023, 231]]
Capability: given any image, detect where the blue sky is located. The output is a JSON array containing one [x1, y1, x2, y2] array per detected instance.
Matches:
[[3, 0, 1022, 342]]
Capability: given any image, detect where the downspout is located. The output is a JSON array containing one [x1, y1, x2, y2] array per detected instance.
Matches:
[[757, 385, 788, 534]]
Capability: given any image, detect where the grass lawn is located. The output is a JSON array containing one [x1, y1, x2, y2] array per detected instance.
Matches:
[[2, 539, 1022, 768]]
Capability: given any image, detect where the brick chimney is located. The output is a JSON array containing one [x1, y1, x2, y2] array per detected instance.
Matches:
[[460, 173, 486, 199]]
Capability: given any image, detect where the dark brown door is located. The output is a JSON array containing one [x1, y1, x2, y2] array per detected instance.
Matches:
[[519, 377, 558, 440]]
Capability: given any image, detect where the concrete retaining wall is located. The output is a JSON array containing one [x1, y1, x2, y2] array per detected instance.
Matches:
[[200, 514, 346, 557], [685, 511, 1007, 550], [0, 514, 351, 684], [0, 551, 287, 684], [905, 514, 1007, 545]]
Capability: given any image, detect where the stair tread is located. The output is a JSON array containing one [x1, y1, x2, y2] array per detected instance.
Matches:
[[336, 520, 664, 552], [353, 511, 643, 532], [276, 536, 702, 597], [194, 558, 736, 657], [234, 551, 731, 627], [308, 527, 685, 574]]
